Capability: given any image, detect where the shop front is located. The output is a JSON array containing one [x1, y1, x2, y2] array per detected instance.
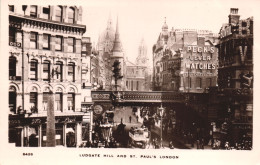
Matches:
[[9, 115, 84, 147]]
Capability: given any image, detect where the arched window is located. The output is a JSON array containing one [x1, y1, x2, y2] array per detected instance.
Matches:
[[9, 86, 16, 114], [55, 6, 62, 22], [68, 7, 75, 24], [68, 62, 75, 82], [43, 60, 50, 81], [55, 87, 63, 111], [9, 57, 16, 80], [67, 89, 75, 111], [30, 59, 38, 80], [30, 87, 38, 113]]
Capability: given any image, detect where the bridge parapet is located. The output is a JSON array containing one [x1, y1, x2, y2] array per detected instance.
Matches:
[[91, 91, 186, 103]]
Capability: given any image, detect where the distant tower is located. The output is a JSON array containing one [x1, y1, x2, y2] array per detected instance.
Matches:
[[136, 38, 148, 66]]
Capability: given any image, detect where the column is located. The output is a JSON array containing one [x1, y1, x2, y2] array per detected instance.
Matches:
[[38, 124, 42, 147], [16, 93, 22, 114], [21, 127, 24, 147], [62, 93, 68, 112], [38, 33, 43, 50], [75, 93, 81, 112], [63, 62, 67, 81], [38, 93, 43, 113], [24, 93, 30, 113], [89, 110, 93, 142], [24, 126, 28, 147], [63, 123, 67, 147], [76, 122, 82, 148], [38, 59, 42, 81]]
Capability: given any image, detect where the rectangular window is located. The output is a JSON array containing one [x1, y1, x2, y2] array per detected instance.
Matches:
[[55, 7, 62, 22], [67, 93, 74, 111], [68, 10, 74, 24], [30, 32, 37, 49], [43, 34, 50, 50], [30, 5, 37, 17], [196, 78, 202, 88], [9, 28, 15, 43], [42, 92, 48, 111], [206, 78, 212, 87], [68, 64, 75, 82], [55, 93, 62, 111], [30, 61, 37, 80], [9, 5, 14, 12], [42, 6, 50, 19], [55, 63, 63, 81], [55, 36, 62, 51], [67, 37, 74, 53], [43, 62, 50, 81], [30, 92, 37, 111], [136, 81, 139, 90]]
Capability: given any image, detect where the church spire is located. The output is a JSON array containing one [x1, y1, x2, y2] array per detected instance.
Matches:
[[106, 12, 113, 30], [112, 15, 122, 53]]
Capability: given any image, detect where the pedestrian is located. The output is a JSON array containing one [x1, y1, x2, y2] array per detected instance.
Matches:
[[201, 138, 204, 149], [136, 115, 139, 122], [196, 139, 200, 149], [129, 116, 132, 123]]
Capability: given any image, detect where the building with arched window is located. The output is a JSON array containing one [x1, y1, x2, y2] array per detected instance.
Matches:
[[8, 5, 92, 147]]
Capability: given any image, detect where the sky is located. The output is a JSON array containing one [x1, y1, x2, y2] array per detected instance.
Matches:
[[81, 0, 258, 66]]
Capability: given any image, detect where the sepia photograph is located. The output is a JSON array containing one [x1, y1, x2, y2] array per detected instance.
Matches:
[[0, 0, 259, 164]]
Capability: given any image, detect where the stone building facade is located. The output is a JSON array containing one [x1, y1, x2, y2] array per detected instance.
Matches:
[[152, 19, 219, 93], [209, 8, 253, 146], [8, 5, 92, 147]]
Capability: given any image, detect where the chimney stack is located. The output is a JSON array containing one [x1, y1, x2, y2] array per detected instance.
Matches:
[[229, 8, 240, 24]]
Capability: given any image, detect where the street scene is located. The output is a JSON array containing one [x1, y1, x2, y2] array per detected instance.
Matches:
[[7, 4, 253, 150]]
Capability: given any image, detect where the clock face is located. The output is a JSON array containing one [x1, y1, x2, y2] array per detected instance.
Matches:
[[94, 105, 103, 114]]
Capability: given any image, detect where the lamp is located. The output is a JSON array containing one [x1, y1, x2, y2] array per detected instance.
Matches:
[[158, 103, 165, 148]]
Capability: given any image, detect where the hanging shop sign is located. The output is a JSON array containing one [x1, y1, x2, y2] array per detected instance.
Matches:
[[93, 105, 103, 115]]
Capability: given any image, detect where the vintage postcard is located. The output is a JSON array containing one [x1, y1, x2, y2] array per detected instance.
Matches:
[[0, 0, 259, 165]]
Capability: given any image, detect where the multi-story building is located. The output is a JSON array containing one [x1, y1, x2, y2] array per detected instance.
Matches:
[[152, 19, 219, 92], [210, 8, 253, 146], [125, 39, 151, 91], [8, 5, 92, 147]]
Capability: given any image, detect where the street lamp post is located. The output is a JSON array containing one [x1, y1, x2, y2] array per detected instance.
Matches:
[[158, 103, 165, 148]]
